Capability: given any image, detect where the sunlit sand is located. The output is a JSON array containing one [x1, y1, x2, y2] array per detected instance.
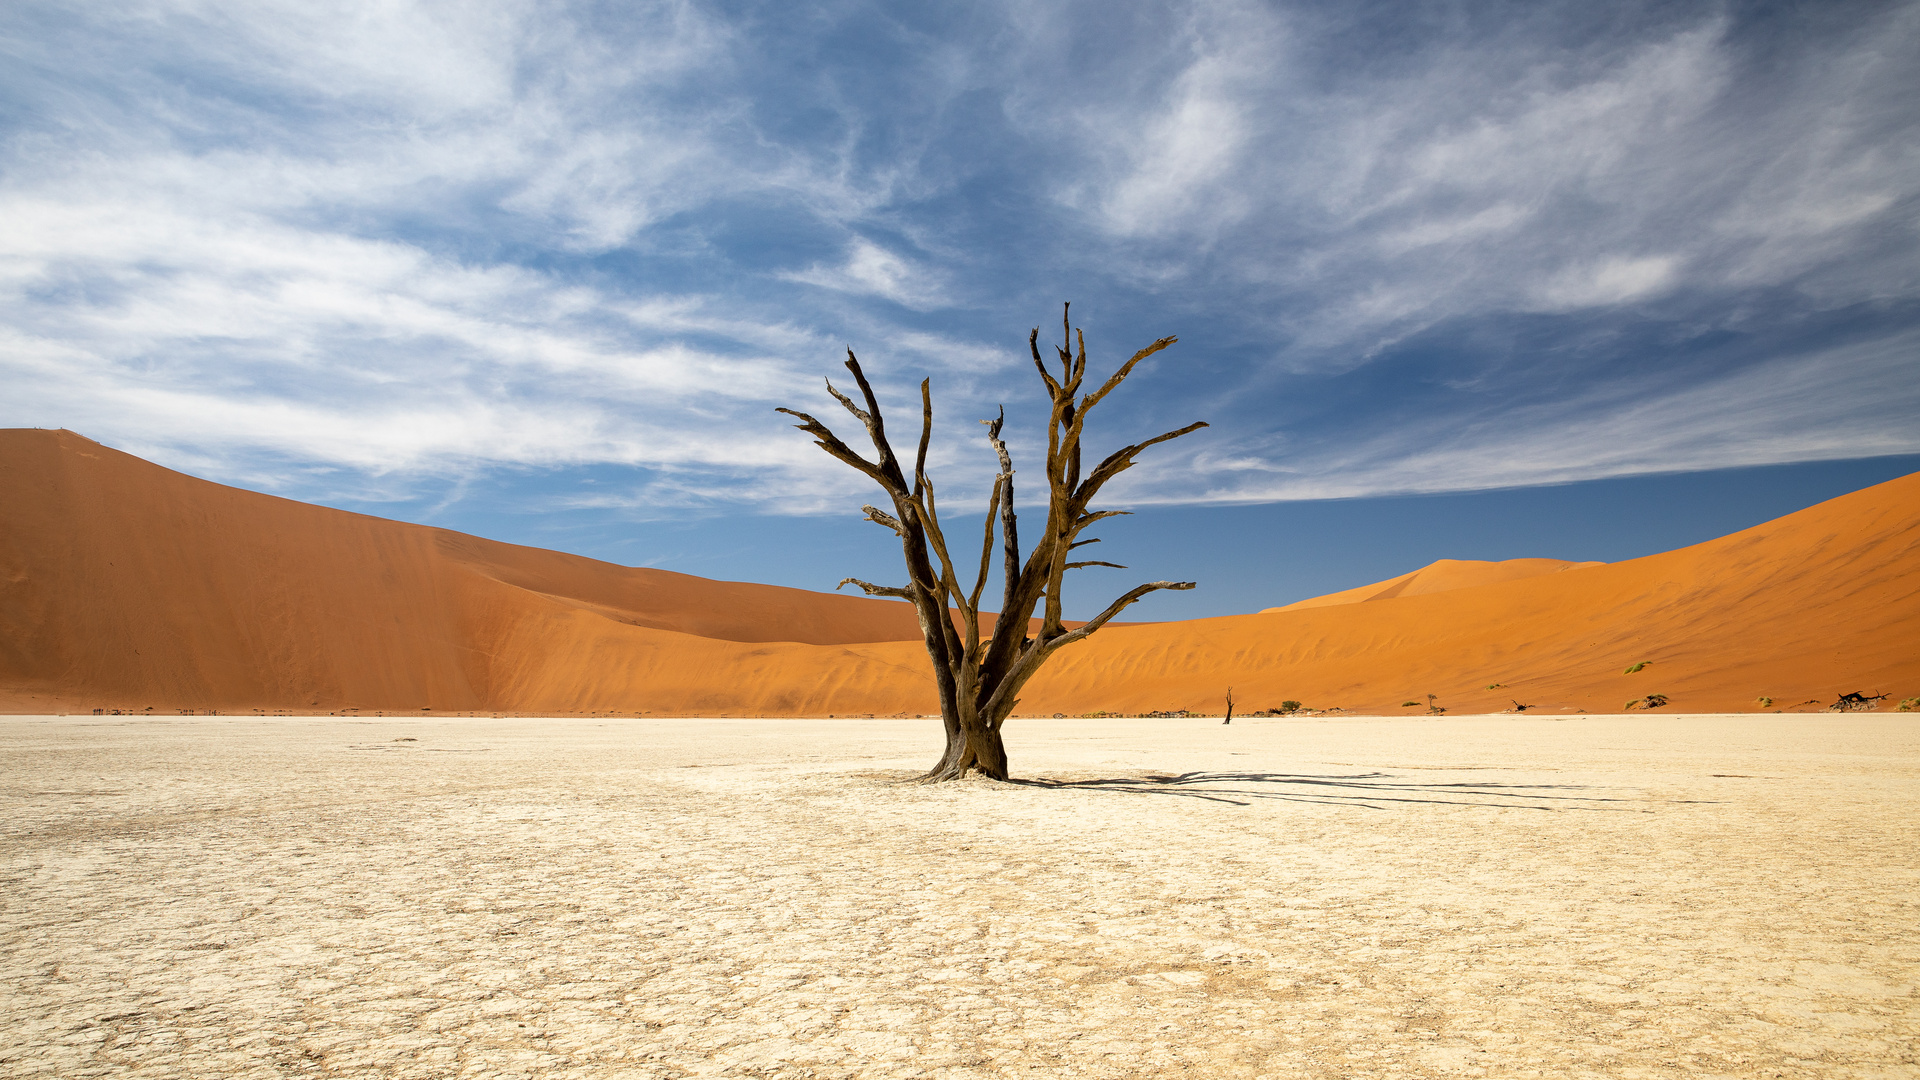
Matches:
[[5, 712, 1914, 1077]]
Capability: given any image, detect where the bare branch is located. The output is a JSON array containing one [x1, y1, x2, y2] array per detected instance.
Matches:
[[1068, 537, 1102, 550], [837, 577, 914, 600], [1075, 421, 1210, 506], [1078, 336, 1177, 416], [838, 352, 915, 494], [774, 407, 901, 497], [1057, 302, 1074, 387], [901, 483, 972, 667], [982, 406, 1022, 618], [969, 475, 1004, 613], [1065, 560, 1128, 570], [843, 350, 885, 420], [979, 580, 1194, 724], [1028, 327, 1062, 397], [912, 379, 933, 497], [823, 378, 869, 425], [861, 505, 907, 537], [1050, 581, 1194, 646]]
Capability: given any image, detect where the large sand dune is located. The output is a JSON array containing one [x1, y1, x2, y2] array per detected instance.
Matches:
[[2, 427, 1916, 716], [0, 430, 933, 714]]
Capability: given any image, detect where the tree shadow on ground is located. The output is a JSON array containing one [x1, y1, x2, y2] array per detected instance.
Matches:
[[1007, 770, 1661, 811]]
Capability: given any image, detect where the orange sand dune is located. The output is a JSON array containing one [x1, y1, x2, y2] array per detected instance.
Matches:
[[1009, 470, 1920, 716], [0, 429, 941, 713], [1263, 557, 1604, 612], [3, 428, 1917, 717]]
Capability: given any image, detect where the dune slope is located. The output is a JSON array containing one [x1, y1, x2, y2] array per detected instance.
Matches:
[[0, 430, 938, 713], [1263, 557, 1605, 612], [1010, 469, 1920, 715], [3, 428, 1916, 716]]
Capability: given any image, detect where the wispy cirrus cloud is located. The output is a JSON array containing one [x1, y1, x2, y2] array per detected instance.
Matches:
[[779, 237, 951, 310], [1, 0, 1916, 526], [1119, 325, 1920, 504], [1033, 3, 1918, 363]]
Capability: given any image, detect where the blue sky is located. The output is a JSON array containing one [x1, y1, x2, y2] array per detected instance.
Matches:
[[4, 0, 1918, 618]]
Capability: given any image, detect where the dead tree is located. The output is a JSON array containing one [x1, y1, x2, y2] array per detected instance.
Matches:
[[777, 305, 1207, 781], [1828, 691, 1888, 712]]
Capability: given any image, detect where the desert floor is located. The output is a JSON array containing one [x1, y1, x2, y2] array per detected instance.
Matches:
[[2, 713, 1915, 1079]]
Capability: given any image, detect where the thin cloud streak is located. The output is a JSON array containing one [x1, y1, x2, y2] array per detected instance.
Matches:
[[1142, 328, 1920, 504]]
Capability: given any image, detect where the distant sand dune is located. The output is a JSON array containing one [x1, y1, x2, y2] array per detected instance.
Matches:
[[1263, 557, 1605, 612], [2, 428, 1916, 716]]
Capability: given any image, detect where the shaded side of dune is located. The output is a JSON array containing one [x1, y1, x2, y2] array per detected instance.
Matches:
[[0, 430, 939, 714]]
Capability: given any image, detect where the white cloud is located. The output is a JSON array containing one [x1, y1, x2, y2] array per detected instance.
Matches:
[[1118, 327, 1920, 505], [3, 0, 1916, 522], [1094, 50, 1256, 238], [1037, 7, 1918, 371], [1530, 255, 1681, 312], [780, 238, 949, 309], [0, 0, 1017, 506]]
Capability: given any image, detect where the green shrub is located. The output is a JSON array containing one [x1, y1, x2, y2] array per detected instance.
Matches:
[[1485, 683, 1505, 690], [1755, 696, 1773, 708], [1624, 662, 1649, 674], [1900, 697, 1919, 712], [1401, 700, 1420, 708]]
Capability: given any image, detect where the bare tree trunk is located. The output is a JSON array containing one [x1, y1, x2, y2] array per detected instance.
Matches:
[[779, 304, 1206, 783], [923, 719, 1009, 782]]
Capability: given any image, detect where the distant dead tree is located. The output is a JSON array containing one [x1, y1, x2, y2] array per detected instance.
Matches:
[[778, 305, 1207, 781], [1827, 691, 1887, 712]]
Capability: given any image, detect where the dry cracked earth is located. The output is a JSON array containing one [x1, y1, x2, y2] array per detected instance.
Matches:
[[2, 713, 1916, 1079]]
